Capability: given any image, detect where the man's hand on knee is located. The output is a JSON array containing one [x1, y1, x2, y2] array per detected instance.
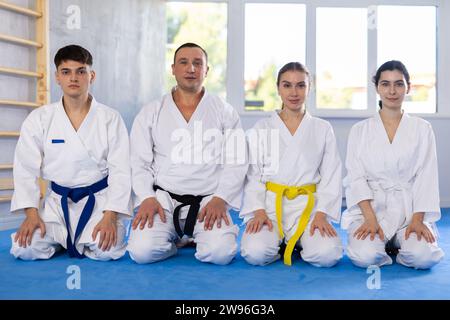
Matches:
[[14, 208, 46, 248], [132, 197, 166, 230], [197, 197, 230, 230]]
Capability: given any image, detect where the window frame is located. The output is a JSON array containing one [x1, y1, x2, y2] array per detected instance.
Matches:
[[166, 0, 450, 119]]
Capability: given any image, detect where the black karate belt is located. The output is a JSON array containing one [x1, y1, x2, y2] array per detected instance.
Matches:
[[385, 241, 399, 256], [153, 185, 209, 238]]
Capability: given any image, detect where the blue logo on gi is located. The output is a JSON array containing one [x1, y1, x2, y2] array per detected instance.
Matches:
[[52, 139, 65, 144]]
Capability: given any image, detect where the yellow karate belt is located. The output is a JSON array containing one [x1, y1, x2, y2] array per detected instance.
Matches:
[[266, 181, 316, 266]]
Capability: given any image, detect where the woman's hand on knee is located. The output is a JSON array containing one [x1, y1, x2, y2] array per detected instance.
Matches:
[[310, 212, 337, 237], [405, 215, 435, 243], [245, 209, 273, 234], [353, 216, 384, 241]]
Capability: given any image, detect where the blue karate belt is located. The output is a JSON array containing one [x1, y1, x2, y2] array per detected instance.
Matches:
[[153, 185, 209, 238], [51, 176, 109, 258]]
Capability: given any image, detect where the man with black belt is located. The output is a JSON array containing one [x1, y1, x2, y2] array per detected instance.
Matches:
[[127, 43, 247, 265]]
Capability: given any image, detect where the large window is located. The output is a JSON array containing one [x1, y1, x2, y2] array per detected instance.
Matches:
[[377, 6, 437, 114], [166, 1, 445, 117], [244, 3, 306, 111], [316, 8, 368, 110], [166, 2, 227, 99]]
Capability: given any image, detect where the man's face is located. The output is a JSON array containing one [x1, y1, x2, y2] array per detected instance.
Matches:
[[55, 60, 95, 99], [172, 47, 209, 93]]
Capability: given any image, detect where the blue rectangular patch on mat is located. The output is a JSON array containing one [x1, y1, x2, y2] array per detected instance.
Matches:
[[51, 139, 65, 144]]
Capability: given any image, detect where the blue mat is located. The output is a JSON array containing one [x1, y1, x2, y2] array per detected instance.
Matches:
[[1, 209, 449, 300]]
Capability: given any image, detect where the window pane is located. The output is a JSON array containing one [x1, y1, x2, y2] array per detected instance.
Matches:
[[378, 6, 436, 114], [166, 2, 227, 99], [245, 4, 306, 111], [316, 8, 368, 110]]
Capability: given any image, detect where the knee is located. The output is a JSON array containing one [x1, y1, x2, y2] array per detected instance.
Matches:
[[241, 237, 279, 266], [346, 239, 386, 268], [302, 241, 343, 268], [399, 237, 444, 269], [300, 232, 343, 267], [10, 242, 37, 261], [127, 236, 174, 264], [196, 235, 237, 265], [10, 233, 53, 261], [348, 251, 379, 268], [89, 244, 127, 261], [317, 246, 343, 268]]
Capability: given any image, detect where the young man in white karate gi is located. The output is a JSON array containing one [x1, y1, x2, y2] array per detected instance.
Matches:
[[10, 45, 131, 261], [127, 43, 247, 265]]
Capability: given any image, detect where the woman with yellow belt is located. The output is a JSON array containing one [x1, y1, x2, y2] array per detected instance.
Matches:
[[240, 62, 343, 267]]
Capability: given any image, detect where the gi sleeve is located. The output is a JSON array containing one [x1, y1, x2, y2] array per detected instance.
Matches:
[[213, 105, 249, 210], [315, 123, 343, 223], [130, 105, 157, 209], [10, 112, 43, 213], [412, 123, 441, 222], [344, 123, 373, 210], [239, 125, 267, 222], [104, 112, 132, 216]]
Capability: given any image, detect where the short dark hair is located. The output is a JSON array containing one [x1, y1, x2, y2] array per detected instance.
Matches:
[[373, 60, 410, 108], [54, 45, 93, 68], [277, 62, 310, 87], [173, 42, 208, 64]]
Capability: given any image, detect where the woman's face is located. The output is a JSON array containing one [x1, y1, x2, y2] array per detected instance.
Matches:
[[277, 70, 309, 112], [376, 70, 410, 110]]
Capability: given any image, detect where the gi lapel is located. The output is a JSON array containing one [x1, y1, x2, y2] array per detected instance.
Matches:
[[273, 111, 311, 183], [56, 97, 100, 172]]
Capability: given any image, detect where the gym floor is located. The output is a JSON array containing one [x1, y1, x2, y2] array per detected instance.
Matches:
[[0, 209, 449, 300]]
